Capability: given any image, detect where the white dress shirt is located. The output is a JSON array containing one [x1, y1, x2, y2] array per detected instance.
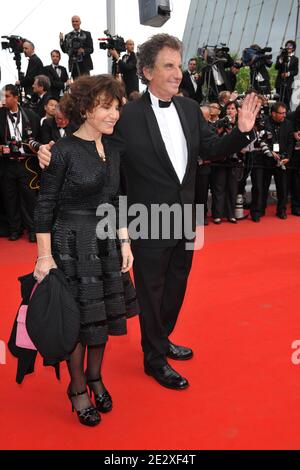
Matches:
[[7, 110, 25, 153], [149, 90, 188, 183]]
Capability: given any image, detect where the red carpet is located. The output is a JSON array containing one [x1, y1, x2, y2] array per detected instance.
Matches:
[[0, 209, 300, 450]]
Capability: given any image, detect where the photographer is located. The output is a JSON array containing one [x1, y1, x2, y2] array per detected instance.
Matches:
[[247, 44, 272, 94], [180, 58, 202, 103], [43, 50, 69, 100], [15, 41, 44, 97], [275, 40, 299, 110], [261, 102, 294, 219], [60, 15, 94, 78], [40, 104, 77, 144], [200, 46, 234, 102], [110, 39, 139, 98], [211, 101, 242, 224], [0, 84, 40, 242]]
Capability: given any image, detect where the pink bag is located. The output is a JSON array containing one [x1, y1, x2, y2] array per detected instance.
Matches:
[[16, 283, 38, 350]]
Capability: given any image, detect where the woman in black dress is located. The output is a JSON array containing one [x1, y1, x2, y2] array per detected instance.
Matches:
[[34, 75, 139, 427]]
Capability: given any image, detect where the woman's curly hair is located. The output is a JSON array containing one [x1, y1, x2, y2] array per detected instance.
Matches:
[[59, 74, 125, 125]]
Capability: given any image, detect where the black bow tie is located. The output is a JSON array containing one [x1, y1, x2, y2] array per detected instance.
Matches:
[[54, 66, 59, 69], [159, 99, 172, 108], [10, 112, 18, 117]]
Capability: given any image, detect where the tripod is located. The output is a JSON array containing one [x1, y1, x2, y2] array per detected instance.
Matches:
[[202, 59, 226, 102]]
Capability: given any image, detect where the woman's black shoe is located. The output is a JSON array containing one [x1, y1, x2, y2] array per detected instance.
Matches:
[[67, 386, 101, 426], [87, 377, 113, 413]]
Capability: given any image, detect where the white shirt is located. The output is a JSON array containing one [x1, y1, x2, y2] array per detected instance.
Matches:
[[53, 64, 61, 77], [189, 72, 198, 92], [7, 109, 25, 154], [212, 65, 224, 86], [149, 90, 188, 183]]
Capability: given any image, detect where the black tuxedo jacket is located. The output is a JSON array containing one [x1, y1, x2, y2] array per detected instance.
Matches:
[[250, 61, 272, 93], [118, 52, 139, 97], [275, 55, 299, 89], [40, 117, 77, 144], [0, 107, 40, 154], [20, 54, 44, 96], [60, 30, 94, 73], [43, 65, 69, 100], [180, 70, 202, 103], [30, 92, 51, 118], [112, 92, 251, 247]]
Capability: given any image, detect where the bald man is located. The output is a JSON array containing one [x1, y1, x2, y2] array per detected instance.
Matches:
[[59, 15, 94, 78], [15, 41, 44, 96], [110, 39, 139, 97]]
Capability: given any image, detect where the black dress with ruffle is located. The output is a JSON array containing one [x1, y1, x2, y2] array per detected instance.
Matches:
[[34, 135, 139, 346]]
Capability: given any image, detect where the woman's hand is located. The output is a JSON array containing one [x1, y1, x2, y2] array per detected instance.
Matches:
[[33, 256, 57, 283], [120, 243, 134, 273]]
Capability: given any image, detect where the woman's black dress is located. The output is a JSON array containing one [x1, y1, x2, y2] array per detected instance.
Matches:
[[34, 135, 139, 346]]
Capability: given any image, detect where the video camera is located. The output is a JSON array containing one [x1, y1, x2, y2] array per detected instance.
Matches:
[[1, 35, 25, 54], [279, 47, 289, 63], [98, 29, 126, 54], [198, 44, 230, 65], [216, 115, 234, 130], [242, 46, 272, 67]]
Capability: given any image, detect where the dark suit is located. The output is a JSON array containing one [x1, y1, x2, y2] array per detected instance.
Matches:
[[31, 92, 51, 118], [20, 54, 44, 96], [0, 107, 40, 233], [180, 70, 202, 103], [43, 64, 69, 100], [118, 52, 139, 97], [250, 60, 272, 94], [40, 117, 77, 144], [60, 30, 94, 78], [262, 117, 294, 214], [275, 55, 299, 109], [113, 92, 252, 368]]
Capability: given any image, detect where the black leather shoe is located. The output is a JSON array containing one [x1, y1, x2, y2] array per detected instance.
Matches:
[[9, 231, 22, 241], [144, 363, 189, 390], [291, 211, 300, 216], [251, 215, 260, 222], [167, 341, 194, 361], [28, 232, 37, 243], [277, 211, 287, 220]]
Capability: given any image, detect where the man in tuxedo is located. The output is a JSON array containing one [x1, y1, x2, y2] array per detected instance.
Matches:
[[15, 41, 44, 97], [40, 106, 77, 144], [180, 58, 202, 103], [275, 40, 299, 110], [110, 39, 139, 98], [31, 75, 51, 119], [60, 15, 94, 79], [0, 85, 40, 242], [43, 50, 69, 100], [37, 34, 259, 390]]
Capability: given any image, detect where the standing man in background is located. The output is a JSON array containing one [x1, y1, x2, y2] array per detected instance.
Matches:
[[15, 41, 44, 97], [180, 58, 202, 103], [60, 15, 94, 79], [110, 39, 139, 98], [43, 50, 69, 100]]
